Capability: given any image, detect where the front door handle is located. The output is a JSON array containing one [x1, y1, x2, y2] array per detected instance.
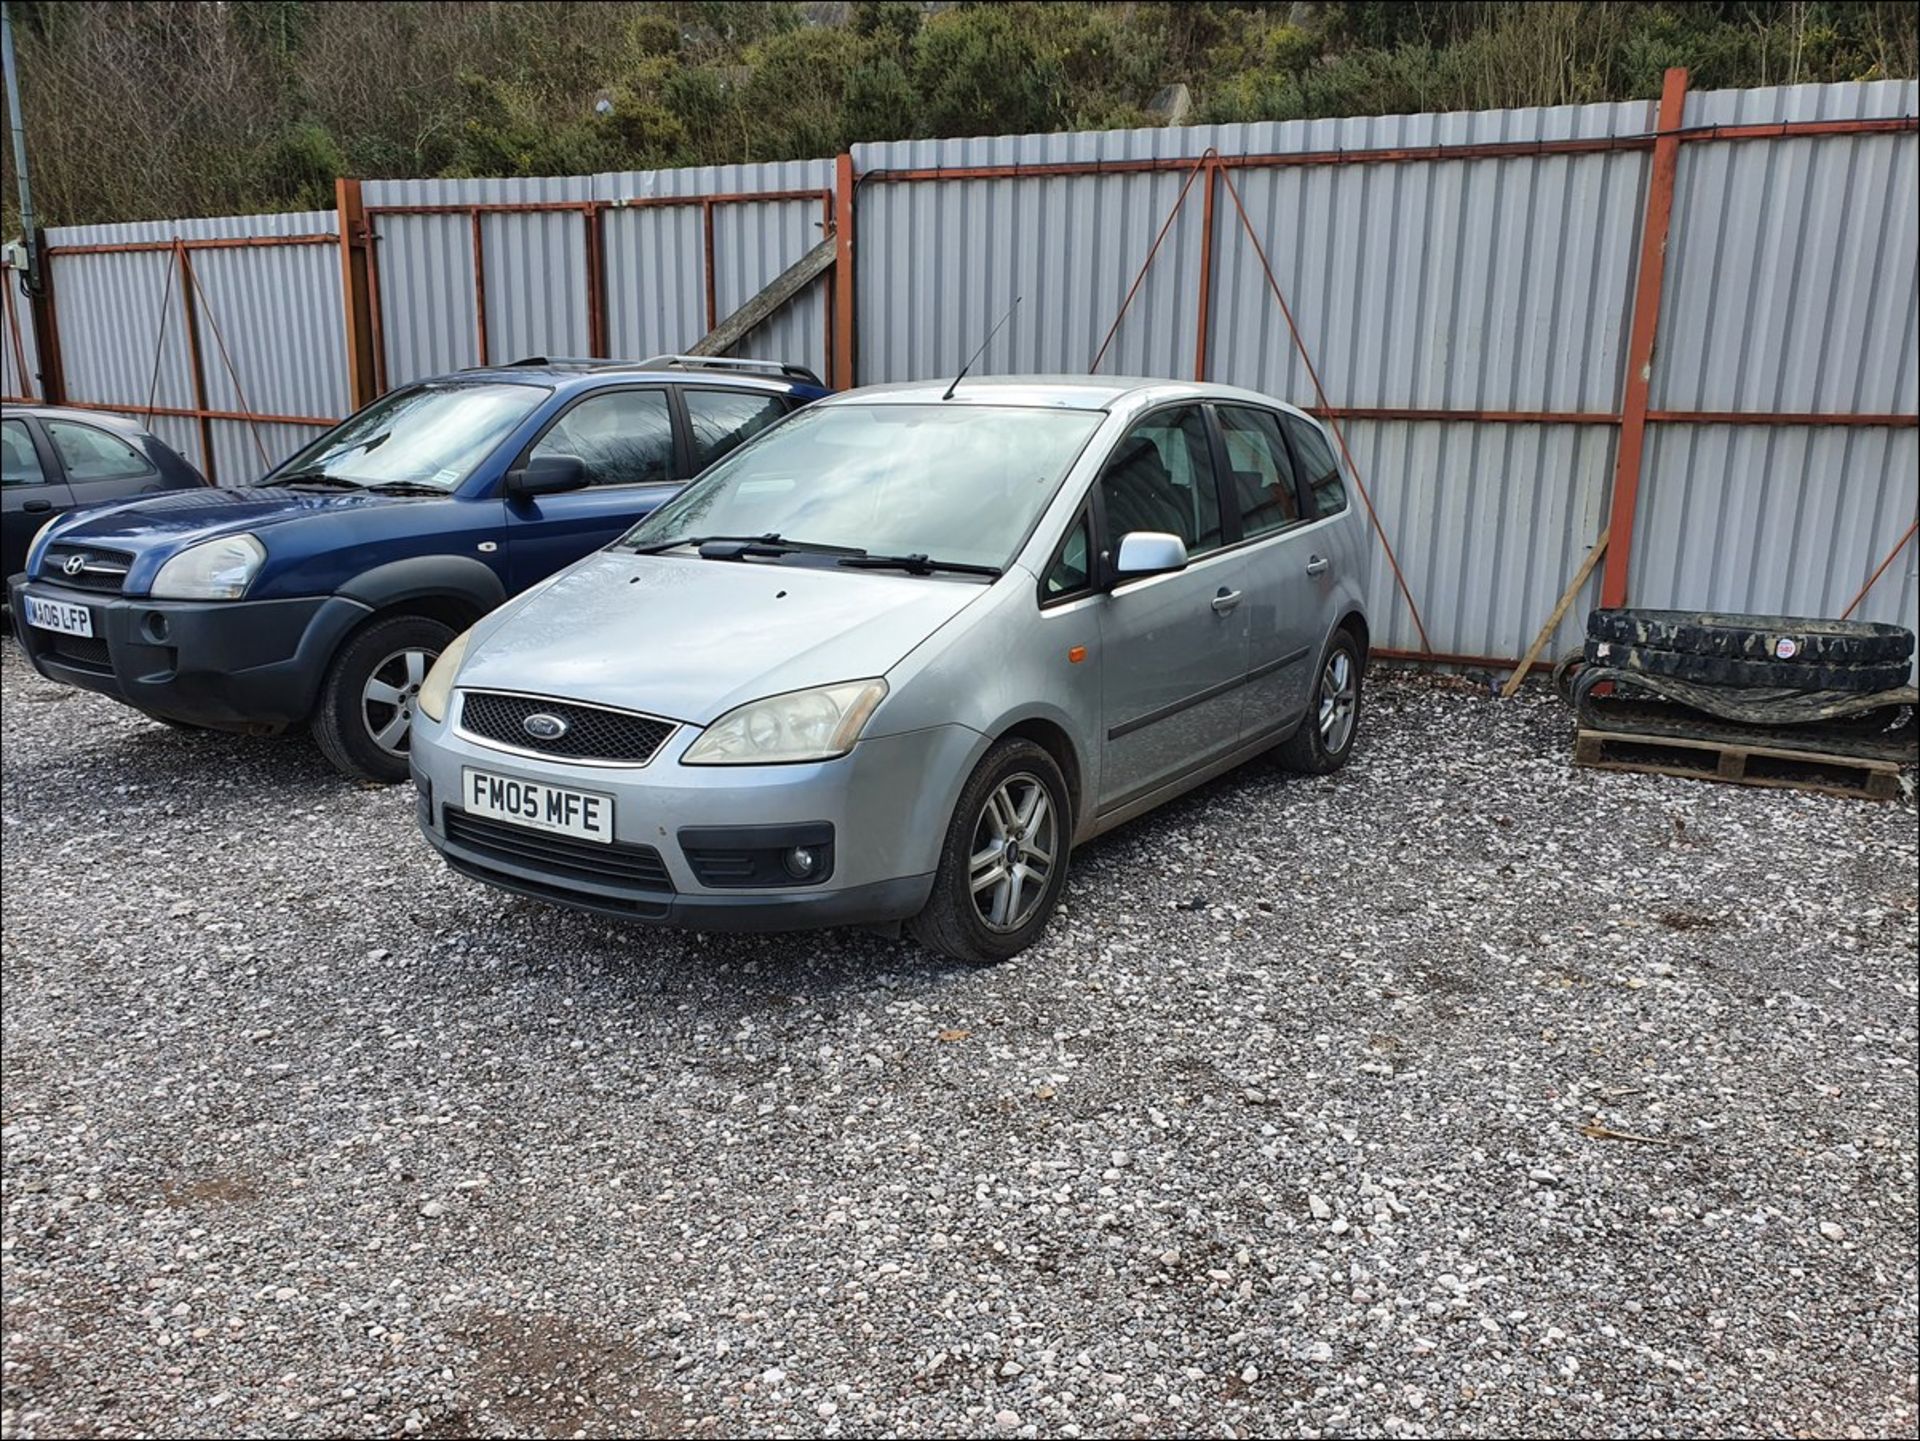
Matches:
[[22, 499, 53, 513], [1211, 588, 1242, 614], [1305, 555, 1330, 576]]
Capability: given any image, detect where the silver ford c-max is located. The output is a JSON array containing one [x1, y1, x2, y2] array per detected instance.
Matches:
[[408, 377, 1369, 962]]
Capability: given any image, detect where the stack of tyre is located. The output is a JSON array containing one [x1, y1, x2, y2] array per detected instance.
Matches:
[[1584, 610, 1916, 693]]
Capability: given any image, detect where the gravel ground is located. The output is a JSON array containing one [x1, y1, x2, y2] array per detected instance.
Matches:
[[2, 638, 1916, 1441]]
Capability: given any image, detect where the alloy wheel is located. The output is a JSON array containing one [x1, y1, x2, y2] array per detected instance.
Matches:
[[968, 772, 1058, 933], [1318, 650, 1357, 754], [361, 646, 436, 757]]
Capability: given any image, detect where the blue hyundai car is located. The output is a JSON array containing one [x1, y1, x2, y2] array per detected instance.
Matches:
[[8, 356, 829, 780]]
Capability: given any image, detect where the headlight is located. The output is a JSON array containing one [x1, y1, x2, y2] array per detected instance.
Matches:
[[150, 533, 266, 600], [683, 679, 888, 765], [417, 626, 474, 724]]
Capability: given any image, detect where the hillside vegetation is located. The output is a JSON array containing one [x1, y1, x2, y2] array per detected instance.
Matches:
[[3, 1, 1915, 227]]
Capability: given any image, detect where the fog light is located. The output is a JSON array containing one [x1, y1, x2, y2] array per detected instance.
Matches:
[[783, 846, 818, 879]]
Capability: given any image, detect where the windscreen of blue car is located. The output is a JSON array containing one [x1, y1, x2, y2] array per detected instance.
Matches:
[[270, 381, 550, 491], [620, 403, 1106, 571]]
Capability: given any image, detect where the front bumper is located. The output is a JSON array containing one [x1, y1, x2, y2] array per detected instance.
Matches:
[[410, 706, 987, 932], [8, 576, 369, 731]]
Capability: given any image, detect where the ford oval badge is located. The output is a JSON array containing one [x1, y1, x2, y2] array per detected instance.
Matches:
[[522, 712, 568, 741]]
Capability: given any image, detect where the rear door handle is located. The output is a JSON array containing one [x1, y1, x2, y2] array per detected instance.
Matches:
[[22, 499, 53, 513], [1305, 555, 1330, 576], [1211, 588, 1242, 614]]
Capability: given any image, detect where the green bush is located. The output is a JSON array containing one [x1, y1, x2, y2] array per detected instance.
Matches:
[[911, 4, 1066, 138], [4, 0, 1915, 227]]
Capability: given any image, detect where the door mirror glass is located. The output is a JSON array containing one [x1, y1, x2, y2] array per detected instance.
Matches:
[[509, 453, 588, 497], [1114, 531, 1188, 579]]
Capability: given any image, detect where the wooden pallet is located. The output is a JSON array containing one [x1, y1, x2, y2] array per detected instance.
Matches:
[[1574, 728, 1903, 801]]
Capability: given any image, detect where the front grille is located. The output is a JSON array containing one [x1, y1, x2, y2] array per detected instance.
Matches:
[[443, 808, 674, 892], [47, 633, 111, 671], [458, 690, 676, 765], [42, 546, 134, 594]]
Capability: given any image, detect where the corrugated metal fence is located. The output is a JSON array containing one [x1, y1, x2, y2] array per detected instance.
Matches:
[[1, 254, 40, 401], [27, 210, 346, 484], [9, 77, 1916, 666], [359, 159, 833, 388]]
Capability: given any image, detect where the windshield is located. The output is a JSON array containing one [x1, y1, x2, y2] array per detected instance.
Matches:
[[269, 381, 549, 492], [621, 403, 1105, 570]]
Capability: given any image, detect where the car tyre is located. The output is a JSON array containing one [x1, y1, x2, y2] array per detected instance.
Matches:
[[908, 737, 1072, 966], [1276, 628, 1364, 774], [311, 614, 452, 783]]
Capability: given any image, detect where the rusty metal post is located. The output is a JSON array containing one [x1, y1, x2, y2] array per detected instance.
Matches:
[[701, 198, 718, 335], [25, 227, 63, 403], [364, 216, 389, 396], [469, 209, 489, 366], [832, 153, 856, 390], [334, 178, 379, 412], [819, 191, 835, 383], [1841, 519, 1919, 620], [584, 204, 607, 358], [173, 238, 216, 482], [1600, 67, 1690, 609], [1194, 155, 1218, 381]]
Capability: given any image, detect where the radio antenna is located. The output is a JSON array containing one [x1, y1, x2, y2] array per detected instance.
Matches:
[[942, 295, 1021, 401]]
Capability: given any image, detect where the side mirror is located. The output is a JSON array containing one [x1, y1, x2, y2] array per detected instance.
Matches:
[[1113, 531, 1189, 580], [507, 453, 588, 497]]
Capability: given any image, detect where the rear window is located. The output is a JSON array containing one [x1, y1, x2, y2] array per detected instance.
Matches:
[[1282, 413, 1347, 518], [46, 420, 154, 482]]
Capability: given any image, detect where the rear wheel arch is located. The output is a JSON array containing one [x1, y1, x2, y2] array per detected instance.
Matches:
[[1337, 608, 1370, 660]]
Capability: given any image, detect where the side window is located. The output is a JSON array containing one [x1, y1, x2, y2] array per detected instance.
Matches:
[[1283, 413, 1347, 517], [1097, 405, 1222, 555], [44, 420, 153, 482], [685, 389, 787, 472], [1043, 509, 1092, 602], [1217, 406, 1302, 540], [532, 389, 673, 487], [2, 420, 46, 486]]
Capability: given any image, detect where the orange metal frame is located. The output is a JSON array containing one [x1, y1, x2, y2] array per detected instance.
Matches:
[[925, 74, 1916, 646], [1599, 68, 1691, 609], [20, 90, 1914, 631]]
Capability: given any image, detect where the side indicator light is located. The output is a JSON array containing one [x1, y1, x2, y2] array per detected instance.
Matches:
[[1068, 645, 1087, 664]]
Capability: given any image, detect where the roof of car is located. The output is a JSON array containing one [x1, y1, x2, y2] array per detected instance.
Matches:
[[819, 374, 1315, 415], [6, 404, 153, 433]]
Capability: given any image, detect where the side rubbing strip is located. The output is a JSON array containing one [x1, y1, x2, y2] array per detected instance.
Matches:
[[1106, 647, 1310, 742], [1247, 645, 1310, 682]]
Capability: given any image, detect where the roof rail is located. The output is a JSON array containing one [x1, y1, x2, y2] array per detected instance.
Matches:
[[637, 354, 826, 386], [503, 354, 825, 386]]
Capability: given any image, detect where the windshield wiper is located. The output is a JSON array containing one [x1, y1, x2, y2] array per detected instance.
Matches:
[[838, 552, 1003, 578], [629, 532, 866, 559], [362, 480, 447, 496], [272, 471, 361, 490]]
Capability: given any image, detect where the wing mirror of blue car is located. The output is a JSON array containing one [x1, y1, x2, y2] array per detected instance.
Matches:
[[507, 453, 589, 497], [1113, 531, 1189, 580]]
